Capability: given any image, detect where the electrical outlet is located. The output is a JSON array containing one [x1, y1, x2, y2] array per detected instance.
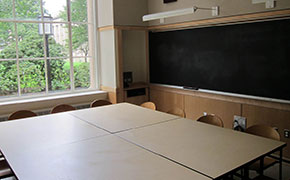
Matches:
[[284, 129, 290, 138], [233, 115, 246, 131]]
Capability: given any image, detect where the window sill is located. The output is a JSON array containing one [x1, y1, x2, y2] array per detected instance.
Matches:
[[0, 90, 108, 116]]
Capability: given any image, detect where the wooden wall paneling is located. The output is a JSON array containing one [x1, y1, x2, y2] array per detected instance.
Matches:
[[125, 95, 148, 105], [115, 29, 124, 102], [145, 31, 150, 84], [100, 86, 117, 104], [184, 95, 242, 129], [242, 104, 290, 158], [150, 89, 184, 114], [150, 84, 290, 111]]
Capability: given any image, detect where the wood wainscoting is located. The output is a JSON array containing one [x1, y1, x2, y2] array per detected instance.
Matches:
[[149, 84, 290, 159]]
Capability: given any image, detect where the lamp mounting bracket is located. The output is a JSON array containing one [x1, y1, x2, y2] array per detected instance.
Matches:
[[252, 0, 275, 9]]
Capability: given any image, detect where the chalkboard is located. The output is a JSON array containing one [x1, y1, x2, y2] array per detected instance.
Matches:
[[149, 18, 290, 101]]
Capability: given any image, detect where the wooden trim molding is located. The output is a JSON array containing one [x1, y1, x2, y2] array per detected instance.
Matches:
[[98, 25, 147, 32], [98, 10, 290, 32], [147, 9, 290, 31], [100, 86, 117, 93], [98, 25, 114, 32], [150, 84, 290, 111], [114, 26, 148, 31]]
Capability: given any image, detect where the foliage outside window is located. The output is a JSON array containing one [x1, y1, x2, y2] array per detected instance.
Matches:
[[0, 0, 95, 99]]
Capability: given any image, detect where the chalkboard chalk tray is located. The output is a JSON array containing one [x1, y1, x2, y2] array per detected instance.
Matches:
[[149, 18, 290, 101]]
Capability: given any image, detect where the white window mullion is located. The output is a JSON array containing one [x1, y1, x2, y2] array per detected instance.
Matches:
[[14, 23, 21, 97], [12, 0, 21, 97], [40, 0, 49, 94], [67, 0, 75, 91], [93, 0, 100, 89]]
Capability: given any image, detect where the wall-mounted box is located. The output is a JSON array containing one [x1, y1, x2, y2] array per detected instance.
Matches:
[[124, 82, 148, 105]]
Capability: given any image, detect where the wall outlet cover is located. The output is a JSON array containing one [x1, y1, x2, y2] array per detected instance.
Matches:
[[233, 115, 247, 131], [284, 129, 290, 138]]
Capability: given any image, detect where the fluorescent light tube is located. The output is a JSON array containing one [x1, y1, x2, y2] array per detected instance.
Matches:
[[143, 7, 196, 22]]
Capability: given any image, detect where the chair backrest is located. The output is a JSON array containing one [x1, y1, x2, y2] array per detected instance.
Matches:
[[197, 114, 224, 127], [8, 110, 37, 120], [50, 104, 76, 114], [90, 99, 112, 108], [245, 124, 280, 141], [140, 102, 156, 110], [167, 108, 186, 118]]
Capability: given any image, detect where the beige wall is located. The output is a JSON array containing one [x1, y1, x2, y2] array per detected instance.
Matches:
[[113, 0, 148, 26], [96, 0, 290, 97], [97, 0, 114, 27], [122, 30, 147, 83], [147, 0, 290, 26], [99, 29, 117, 88]]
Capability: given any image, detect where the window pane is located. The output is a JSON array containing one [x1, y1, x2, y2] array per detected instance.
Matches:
[[43, 0, 68, 22], [72, 23, 89, 57], [49, 23, 69, 57], [73, 58, 90, 90], [0, 0, 13, 19], [0, 60, 18, 97], [20, 60, 45, 95], [17, 23, 45, 59], [49, 58, 71, 92], [0, 22, 16, 59], [70, 0, 87, 23], [15, 0, 41, 21]]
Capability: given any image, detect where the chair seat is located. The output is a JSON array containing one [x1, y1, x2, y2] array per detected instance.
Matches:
[[249, 157, 277, 171], [0, 160, 12, 177]]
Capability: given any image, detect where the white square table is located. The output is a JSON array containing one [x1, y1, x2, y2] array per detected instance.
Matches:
[[118, 118, 286, 179], [0, 112, 109, 154], [3, 135, 210, 180], [70, 102, 179, 133]]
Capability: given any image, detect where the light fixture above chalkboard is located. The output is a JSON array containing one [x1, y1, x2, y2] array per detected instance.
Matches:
[[164, 0, 177, 3], [143, 6, 219, 23]]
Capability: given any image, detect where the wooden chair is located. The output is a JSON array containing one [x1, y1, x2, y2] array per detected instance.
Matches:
[[90, 99, 112, 108], [245, 124, 280, 175], [140, 102, 156, 110], [8, 110, 37, 120], [167, 108, 186, 118], [50, 104, 76, 114], [197, 114, 224, 127], [0, 159, 13, 179]]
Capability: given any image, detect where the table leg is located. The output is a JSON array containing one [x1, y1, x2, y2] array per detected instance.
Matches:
[[259, 157, 264, 176], [279, 149, 283, 180], [244, 166, 249, 180]]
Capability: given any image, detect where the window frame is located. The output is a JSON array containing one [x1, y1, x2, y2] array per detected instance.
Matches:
[[0, 0, 99, 102]]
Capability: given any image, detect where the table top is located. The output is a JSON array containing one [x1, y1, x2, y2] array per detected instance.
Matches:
[[0, 113, 109, 154], [118, 118, 286, 179], [70, 103, 178, 133], [0, 103, 286, 180], [5, 135, 210, 180]]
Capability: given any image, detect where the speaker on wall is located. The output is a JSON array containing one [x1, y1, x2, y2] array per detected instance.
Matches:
[[123, 72, 133, 88]]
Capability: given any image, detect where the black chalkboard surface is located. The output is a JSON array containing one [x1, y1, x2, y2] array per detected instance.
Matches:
[[149, 18, 290, 101]]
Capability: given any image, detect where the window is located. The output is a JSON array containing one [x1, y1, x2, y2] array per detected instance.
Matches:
[[0, 0, 97, 100]]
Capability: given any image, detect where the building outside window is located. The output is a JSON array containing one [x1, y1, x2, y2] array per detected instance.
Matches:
[[0, 0, 97, 101]]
